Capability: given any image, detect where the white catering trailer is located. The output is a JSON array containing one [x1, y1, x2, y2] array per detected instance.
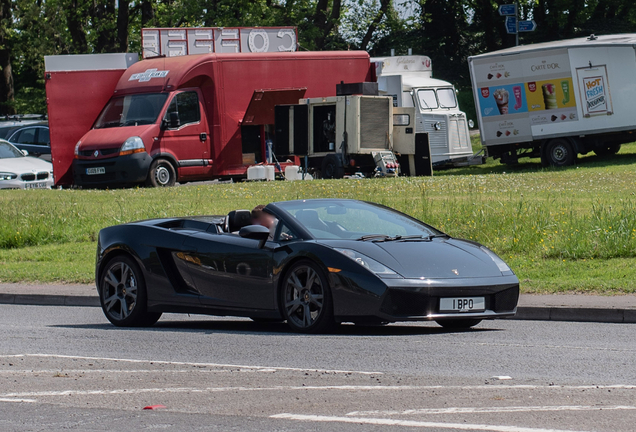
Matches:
[[371, 55, 476, 166], [468, 34, 636, 166]]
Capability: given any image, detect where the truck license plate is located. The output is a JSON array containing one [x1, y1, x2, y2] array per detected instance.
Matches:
[[440, 297, 485, 312], [86, 167, 105, 175], [25, 182, 48, 189]]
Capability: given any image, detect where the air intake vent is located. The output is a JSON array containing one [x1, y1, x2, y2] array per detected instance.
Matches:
[[360, 98, 390, 149]]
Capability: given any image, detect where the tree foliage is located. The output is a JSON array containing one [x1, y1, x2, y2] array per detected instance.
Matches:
[[1, 0, 636, 114]]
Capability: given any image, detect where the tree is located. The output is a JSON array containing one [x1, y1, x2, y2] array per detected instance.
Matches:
[[0, 0, 15, 115]]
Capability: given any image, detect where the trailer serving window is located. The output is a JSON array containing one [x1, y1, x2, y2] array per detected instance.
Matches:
[[94, 93, 169, 129], [416, 89, 438, 110], [437, 88, 457, 108]]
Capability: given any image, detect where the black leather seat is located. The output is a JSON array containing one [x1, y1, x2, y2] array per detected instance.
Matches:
[[226, 210, 252, 233]]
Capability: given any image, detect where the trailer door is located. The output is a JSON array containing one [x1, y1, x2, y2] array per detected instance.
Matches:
[[160, 89, 212, 177]]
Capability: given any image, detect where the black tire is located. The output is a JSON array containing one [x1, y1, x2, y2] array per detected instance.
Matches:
[[594, 144, 621, 157], [146, 158, 176, 187], [280, 260, 335, 333], [321, 154, 345, 179], [99, 255, 161, 327], [542, 139, 576, 167], [435, 318, 482, 330]]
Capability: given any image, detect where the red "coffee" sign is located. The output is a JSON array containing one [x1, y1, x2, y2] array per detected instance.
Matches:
[[527, 82, 537, 92], [481, 88, 490, 98]]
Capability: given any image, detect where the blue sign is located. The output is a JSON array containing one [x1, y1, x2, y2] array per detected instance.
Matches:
[[518, 20, 537, 32], [505, 16, 517, 34], [499, 4, 517, 16]]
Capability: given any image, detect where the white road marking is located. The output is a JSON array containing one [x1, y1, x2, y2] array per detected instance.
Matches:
[[0, 398, 36, 403], [270, 413, 590, 432], [0, 369, 230, 374], [0, 353, 381, 375], [347, 405, 636, 416]]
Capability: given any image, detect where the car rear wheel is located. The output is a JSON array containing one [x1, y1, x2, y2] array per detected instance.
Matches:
[[99, 255, 161, 327], [146, 158, 176, 187], [435, 318, 482, 330], [281, 260, 335, 333]]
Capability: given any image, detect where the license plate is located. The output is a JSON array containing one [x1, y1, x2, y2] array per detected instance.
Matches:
[[440, 297, 486, 312], [25, 182, 48, 189], [86, 167, 105, 175]]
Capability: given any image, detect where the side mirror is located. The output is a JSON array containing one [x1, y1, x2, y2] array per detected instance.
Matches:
[[21, 149, 28, 156], [239, 225, 270, 248], [169, 112, 180, 129]]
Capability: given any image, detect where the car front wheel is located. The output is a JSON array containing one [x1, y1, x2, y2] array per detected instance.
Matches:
[[281, 260, 335, 333], [99, 255, 161, 327], [146, 158, 176, 187]]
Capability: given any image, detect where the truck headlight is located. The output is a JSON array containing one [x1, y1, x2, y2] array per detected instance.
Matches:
[[74, 141, 81, 158], [120, 136, 145, 156], [0, 172, 17, 181], [433, 122, 442, 131], [334, 248, 398, 278]]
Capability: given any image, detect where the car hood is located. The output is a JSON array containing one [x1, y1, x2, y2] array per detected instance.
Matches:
[[80, 125, 155, 149], [0, 157, 52, 173], [325, 238, 506, 279]]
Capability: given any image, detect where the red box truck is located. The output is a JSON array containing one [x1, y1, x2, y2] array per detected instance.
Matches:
[[45, 51, 373, 187]]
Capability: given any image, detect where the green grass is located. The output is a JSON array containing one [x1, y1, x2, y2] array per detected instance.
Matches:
[[1, 141, 636, 293]]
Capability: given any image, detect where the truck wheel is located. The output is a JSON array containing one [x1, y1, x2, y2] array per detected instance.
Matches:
[[542, 139, 575, 167], [594, 144, 621, 157], [146, 158, 176, 187], [321, 154, 344, 179]]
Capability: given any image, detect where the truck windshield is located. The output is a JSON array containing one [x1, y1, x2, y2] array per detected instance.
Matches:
[[437, 88, 457, 108], [94, 93, 169, 129], [416, 89, 438, 110]]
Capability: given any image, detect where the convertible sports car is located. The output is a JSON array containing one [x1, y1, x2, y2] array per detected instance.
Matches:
[[96, 199, 519, 333]]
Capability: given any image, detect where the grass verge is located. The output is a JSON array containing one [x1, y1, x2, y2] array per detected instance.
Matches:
[[1, 141, 635, 294]]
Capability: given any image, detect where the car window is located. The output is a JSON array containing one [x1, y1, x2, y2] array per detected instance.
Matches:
[[417, 89, 438, 110], [94, 93, 169, 128], [14, 128, 37, 144], [276, 222, 299, 242], [437, 88, 457, 108], [164, 91, 201, 127], [0, 142, 25, 158], [37, 128, 50, 145], [278, 201, 440, 240]]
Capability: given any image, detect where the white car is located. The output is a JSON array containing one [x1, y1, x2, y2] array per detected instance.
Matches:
[[0, 139, 54, 189]]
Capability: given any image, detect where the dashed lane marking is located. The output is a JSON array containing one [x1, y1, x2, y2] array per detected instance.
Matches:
[[347, 405, 636, 416], [0, 353, 382, 375], [270, 413, 590, 432]]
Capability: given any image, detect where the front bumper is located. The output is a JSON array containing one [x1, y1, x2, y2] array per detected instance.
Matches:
[[73, 152, 151, 187], [333, 273, 519, 323], [0, 177, 53, 190]]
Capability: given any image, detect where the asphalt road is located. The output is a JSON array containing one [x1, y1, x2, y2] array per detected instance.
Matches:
[[1, 304, 635, 432]]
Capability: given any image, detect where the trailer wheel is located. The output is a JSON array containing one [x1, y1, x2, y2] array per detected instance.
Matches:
[[542, 139, 575, 167], [321, 154, 344, 179], [146, 158, 176, 187], [594, 144, 621, 157]]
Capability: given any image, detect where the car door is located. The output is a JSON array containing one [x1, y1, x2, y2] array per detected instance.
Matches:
[[182, 232, 276, 310], [159, 89, 212, 178]]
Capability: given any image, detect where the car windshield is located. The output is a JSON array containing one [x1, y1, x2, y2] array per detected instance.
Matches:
[[0, 141, 25, 159], [437, 88, 457, 108], [275, 200, 441, 240], [94, 93, 169, 129]]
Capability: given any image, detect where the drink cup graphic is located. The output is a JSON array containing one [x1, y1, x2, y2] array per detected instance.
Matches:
[[494, 88, 509, 115], [561, 80, 570, 105], [513, 86, 522, 110], [542, 83, 558, 109]]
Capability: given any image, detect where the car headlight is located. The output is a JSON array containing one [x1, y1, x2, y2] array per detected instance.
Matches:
[[119, 136, 145, 156], [0, 172, 17, 180], [334, 248, 398, 277], [481, 246, 514, 275]]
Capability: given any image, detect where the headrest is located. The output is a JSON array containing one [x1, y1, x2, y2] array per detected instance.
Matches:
[[226, 210, 252, 233], [295, 209, 328, 231]]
